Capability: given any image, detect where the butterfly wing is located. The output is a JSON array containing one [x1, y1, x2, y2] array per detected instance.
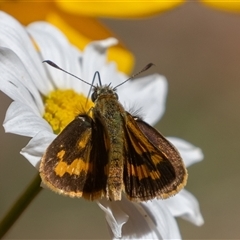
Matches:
[[40, 114, 108, 200], [123, 113, 187, 201]]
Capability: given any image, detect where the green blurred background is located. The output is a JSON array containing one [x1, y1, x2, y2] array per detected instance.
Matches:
[[1, 2, 240, 239]]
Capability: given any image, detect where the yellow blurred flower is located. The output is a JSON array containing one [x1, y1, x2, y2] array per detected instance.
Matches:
[[0, 0, 184, 73], [201, 1, 240, 13]]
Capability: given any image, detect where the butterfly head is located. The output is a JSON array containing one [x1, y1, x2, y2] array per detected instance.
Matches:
[[91, 85, 119, 102]]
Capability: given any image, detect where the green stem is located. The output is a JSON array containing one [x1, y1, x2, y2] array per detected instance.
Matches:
[[0, 174, 42, 239]]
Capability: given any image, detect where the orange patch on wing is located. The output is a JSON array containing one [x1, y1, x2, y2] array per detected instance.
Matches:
[[78, 130, 91, 149], [57, 149, 65, 160], [55, 158, 92, 177], [127, 163, 161, 180], [151, 153, 164, 166]]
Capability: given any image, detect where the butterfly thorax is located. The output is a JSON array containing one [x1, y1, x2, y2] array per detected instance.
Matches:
[[92, 85, 126, 201]]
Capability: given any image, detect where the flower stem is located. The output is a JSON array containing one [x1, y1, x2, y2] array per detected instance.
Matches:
[[0, 174, 42, 238]]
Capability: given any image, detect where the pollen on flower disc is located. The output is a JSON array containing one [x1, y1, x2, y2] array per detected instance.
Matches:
[[43, 89, 94, 134]]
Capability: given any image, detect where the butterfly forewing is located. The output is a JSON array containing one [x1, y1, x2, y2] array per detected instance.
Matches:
[[123, 113, 187, 201], [39, 114, 108, 200], [136, 118, 187, 187]]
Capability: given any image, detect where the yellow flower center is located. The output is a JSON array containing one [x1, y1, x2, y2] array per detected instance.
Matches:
[[43, 89, 94, 134]]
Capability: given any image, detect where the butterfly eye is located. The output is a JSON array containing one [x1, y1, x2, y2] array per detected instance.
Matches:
[[91, 91, 98, 102]]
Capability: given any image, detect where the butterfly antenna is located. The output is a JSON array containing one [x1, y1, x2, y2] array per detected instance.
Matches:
[[43, 60, 92, 87], [114, 63, 155, 89], [86, 71, 102, 103]]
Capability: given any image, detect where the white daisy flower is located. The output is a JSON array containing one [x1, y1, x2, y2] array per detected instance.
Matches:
[[0, 11, 203, 239]]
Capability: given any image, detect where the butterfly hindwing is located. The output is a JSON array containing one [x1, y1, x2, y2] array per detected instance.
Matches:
[[123, 113, 187, 201], [39, 114, 108, 200]]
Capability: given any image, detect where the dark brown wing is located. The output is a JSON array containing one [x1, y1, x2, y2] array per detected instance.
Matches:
[[123, 113, 187, 201], [39, 114, 108, 200]]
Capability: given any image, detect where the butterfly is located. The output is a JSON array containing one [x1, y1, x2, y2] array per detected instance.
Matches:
[[39, 61, 187, 201]]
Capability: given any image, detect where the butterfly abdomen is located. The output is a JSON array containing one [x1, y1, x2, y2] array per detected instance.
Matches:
[[93, 93, 126, 201]]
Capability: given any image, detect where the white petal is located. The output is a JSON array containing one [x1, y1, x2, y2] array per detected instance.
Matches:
[[0, 11, 51, 94], [97, 199, 129, 239], [21, 130, 56, 167], [167, 137, 204, 167], [118, 74, 168, 125], [163, 189, 204, 226], [0, 47, 44, 114], [82, 38, 118, 83], [98, 197, 181, 239], [27, 22, 84, 92], [99, 61, 126, 87], [3, 101, 51, 137], [139, 200, 181, 240]]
